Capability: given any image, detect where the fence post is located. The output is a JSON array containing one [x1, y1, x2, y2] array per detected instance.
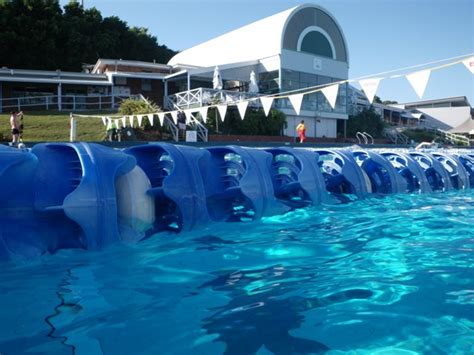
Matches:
[[73, 96, 76, 110], [99, 95, 102, 110], [46, 96, 49, 110], [17, 98, 20, 112], [70, 113, 76, 142], [57, 84, 62, 111]]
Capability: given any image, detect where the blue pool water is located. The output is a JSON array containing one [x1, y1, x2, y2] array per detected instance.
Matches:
[[1, 191, 474, 354]]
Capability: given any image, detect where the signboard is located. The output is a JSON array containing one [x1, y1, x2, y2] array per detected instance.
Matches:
[[313, 58, 322, 71], [186, 130, 197, 142]]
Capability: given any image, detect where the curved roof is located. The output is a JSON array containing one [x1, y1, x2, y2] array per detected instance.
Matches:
[[168, 4, 348, 68]]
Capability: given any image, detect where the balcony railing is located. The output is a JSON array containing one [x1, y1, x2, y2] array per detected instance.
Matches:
[[165, 88, 260, 110]]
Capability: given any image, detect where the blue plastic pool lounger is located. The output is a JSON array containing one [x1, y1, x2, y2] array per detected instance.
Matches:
[[1, 142, 473, 261]]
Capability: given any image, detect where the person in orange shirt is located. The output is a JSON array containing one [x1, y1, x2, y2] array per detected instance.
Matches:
[[296, 120, 306, 143]]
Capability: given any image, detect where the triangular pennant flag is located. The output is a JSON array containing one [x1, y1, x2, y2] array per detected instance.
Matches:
[[237, 101, 249, 120], [101, 116, 107, 126], [321, 84, 339, 109], [406, 69, 431, 99], [184, 109, 194, 124], [199, 107, 209, 123], [289, 93, 304, 115], [114, 119, 120, 128], [106, 117, 112, 129], [129, 115, 134, 127], [121, 116, 127, 128], [137, 114, 143, 127], [170, 111, 178, 125], [158, 112, 165, 126], [359, 78, 381, 104], [148, 114, 154, 126], [217, 104, 227, 121], [463, 56, 474, 74], [260, 96, 274, 117]]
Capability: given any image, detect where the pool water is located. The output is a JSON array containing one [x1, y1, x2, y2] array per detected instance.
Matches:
[[1, 191, 474, 354]]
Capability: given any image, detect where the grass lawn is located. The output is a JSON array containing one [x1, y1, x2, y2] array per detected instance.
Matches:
[[0, 110, 117, 142]]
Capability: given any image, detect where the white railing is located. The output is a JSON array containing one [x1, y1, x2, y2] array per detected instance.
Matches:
[[0, 94, 135, 112], [439, 129, 470, 146], [165, 88, 259, 110], [167, 100, 208, 142], [383, 128, 409, 145]]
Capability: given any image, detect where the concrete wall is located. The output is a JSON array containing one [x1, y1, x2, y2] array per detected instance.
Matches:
[[281, 49, 348, 79], [284, 115, 338, 138]]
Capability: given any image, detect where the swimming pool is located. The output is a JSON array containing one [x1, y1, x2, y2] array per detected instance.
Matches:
[[1, 190, 473, 354]]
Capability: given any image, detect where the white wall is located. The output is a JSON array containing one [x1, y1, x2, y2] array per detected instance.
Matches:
[[284, 115, 337, 138], [280, 49, 348, 79]]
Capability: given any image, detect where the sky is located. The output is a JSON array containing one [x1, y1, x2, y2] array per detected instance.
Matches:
[[61, 0, 473, 104]]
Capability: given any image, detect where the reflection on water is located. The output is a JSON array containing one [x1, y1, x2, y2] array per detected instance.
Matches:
[[0, 191, 474, 354]]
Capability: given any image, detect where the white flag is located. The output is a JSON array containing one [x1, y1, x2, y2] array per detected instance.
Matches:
[[463, 56, 474, 74], [217, 104, 227, 121], [158, 112, 165, 126], [121, 116, 127, 128], [199, 107, 209, 123], [129, 115, 134, 127], [170, 111, 178, 125], [321, 84, 339, 109], [184, 109, 194, 124], [114, 119, 120, 128], [260, 97, 274, 117], [106, 117, 112, 129], [137, 114, 143, 127], [406, 69, 431, 99], [359, 78, 381, 104], [289, 93, 304, 115], [101, 116, 107, 126], [148, 114, 154, 126], [237, 101, 249, 120]]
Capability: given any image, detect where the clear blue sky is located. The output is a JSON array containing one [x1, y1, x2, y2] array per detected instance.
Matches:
[[62, 0, 473, 104]]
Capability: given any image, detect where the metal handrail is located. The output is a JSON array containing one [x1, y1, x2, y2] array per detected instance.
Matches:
[[0, 93, 135, 112], [356, 132, 367, 145], [363, 132, 374, 145]]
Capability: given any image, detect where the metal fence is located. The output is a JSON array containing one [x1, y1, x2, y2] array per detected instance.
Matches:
[[0, 94, 135, 113]]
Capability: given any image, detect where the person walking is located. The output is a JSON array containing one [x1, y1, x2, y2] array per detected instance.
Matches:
[[10, 111, 23, 145], [296, 120, 306, 143]]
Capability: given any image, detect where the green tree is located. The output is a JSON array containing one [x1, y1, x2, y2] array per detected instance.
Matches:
[[346, 107, 385, 138], [0, 0, 176, 71]]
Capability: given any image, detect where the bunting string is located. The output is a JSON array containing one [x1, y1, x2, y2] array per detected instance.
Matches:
[[70, 53, 473, 123]]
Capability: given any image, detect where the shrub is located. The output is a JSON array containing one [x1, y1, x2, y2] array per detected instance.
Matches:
[[206, 107, 286, 136], [346, 107, 385, 138]]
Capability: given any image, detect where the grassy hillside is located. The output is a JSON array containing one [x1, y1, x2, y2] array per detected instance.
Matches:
[[0, 111, 116, 142]]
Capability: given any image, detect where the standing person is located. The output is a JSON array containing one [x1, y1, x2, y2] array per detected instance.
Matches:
[[177, 111, 186, 141], [10, 111, 23, 145], [296, 120, 306, 143]]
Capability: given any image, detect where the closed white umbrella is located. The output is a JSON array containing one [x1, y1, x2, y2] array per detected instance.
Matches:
[[248, 70, 259, 94], [213, 66, 223, 90]]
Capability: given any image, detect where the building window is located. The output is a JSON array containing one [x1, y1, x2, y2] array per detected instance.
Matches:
[[141, 79, 152, 92], [297, 27, 334, 59], [115, 77, 127, 85]]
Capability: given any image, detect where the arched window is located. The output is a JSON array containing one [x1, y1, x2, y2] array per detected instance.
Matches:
[[298, 29, 334, 59]]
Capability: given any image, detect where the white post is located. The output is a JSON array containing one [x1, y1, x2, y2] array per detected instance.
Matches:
[[111, 85, 115, 108], [46, 96, 49, 110], [70, 113, 77, 142], [57, 83, 62, 111]]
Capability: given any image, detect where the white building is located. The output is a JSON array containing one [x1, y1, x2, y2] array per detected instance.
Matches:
[[164, 4, 350, 139]]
